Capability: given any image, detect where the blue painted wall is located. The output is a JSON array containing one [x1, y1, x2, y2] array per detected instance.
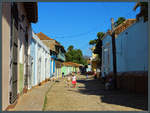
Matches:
[[57, 52, 65, 61], [116, 17, 148, 72], [102, 17, 148, 75], [53, 60, 55, 74], [50, 59, 52, 77], [30, 38, 36, 85], [102, 35, 113, 75]]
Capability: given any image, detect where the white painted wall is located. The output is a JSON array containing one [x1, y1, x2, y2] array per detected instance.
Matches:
[[32, 32, 51, 85]]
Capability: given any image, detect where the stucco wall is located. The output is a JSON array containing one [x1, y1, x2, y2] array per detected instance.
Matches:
[[102, 35, 113, 75], [42, 40, 56, 51], [17, 2, 30, 93], [102, 17, 148, 75], [116, 17, 148, 72], [2, 2, 11, 111], [30, 38, 36, 86], [34, 42, 38, 85], [32, 33, 51, 85]]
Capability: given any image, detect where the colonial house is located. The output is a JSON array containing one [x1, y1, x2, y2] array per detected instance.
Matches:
[[61, 62, 82, 76], [36, 32, 57, 78], [2, 2, 38, 110], [36, 32, 66, 79], [55, 41, 66, 78], [101, 19, 136, 77], [101, 7, 148, 94], [90, 47, 100, 78], [29, 32, 51, 87]]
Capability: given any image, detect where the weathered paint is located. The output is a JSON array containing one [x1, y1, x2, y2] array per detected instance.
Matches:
[[2, 3, 11, 110], [102, 35, 113, 75], [2, 2, 37, 110], [102, 17, 148, 75], [30, 37, 36, 86], [116, 17, 148, 72], [31, 33, 51, 86], [19, 64, 24, 93], [61, 66, 68, 75]]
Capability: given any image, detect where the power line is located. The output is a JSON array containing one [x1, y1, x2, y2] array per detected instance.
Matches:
[[48, 21, 109, 40], [52, 10, 136, 40]]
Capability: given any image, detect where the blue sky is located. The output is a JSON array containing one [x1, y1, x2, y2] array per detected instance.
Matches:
[[32, 2, 140, 57]]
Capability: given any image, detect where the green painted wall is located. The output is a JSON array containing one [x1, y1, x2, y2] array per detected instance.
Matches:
[[61, 66, 68, 76], [61, 66, 79, 76], [19, 63, 24, 93]]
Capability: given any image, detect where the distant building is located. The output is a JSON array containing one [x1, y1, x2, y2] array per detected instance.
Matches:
[[37, 32, 66, 78]]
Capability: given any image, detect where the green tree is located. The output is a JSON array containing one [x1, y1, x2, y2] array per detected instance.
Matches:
[[97, 32, 105, 39], [89, 32, 104, 46], [89, 39, 97, 45], [65, 45, 87, 65], [67, 45, 74, 51], [115, 17, 126, 27]]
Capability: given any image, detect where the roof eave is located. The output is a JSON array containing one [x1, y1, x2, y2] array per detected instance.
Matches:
[[24, 2, 38, 23]]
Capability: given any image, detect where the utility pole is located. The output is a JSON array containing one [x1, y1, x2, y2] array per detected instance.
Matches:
[[99, 38, 102, 79], [111, 18, 117, 89]]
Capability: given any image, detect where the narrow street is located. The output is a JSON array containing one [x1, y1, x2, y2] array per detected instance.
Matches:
[[44, 75, 147, 111], [2, 2, 148, 111]]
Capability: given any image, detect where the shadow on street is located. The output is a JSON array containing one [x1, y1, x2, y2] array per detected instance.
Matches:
[[76, 76, 148, 111]]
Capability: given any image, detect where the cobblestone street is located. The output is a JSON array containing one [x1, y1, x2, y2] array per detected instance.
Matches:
[[44, 75, 147, 111]]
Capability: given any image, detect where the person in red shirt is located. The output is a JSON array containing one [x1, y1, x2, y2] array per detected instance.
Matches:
[[72, 73, 77, 88]]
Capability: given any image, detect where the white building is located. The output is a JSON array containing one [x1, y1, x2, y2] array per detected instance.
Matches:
[[30, 32, 51, 87]]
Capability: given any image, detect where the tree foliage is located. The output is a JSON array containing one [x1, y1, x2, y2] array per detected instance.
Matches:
[[115, 17, 126, 27], [89, 32, 105, 46], [65, 45, 87, 65], [67, 45, 74, 51], [97, 32, 105, 39], [89, 39, 97, 45]]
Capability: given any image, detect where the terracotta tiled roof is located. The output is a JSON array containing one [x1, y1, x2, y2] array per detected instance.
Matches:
[[62, 62, 82, 67], [102, 19, 136, 40], [36, 32, 66, 53], [114, 19, 136, 35], [36, 32, 54, 40]]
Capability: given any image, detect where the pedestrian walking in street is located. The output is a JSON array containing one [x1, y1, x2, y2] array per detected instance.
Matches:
[[108, 76, 113, 90], [86, 72, 88, 79], [65, 75, 71, 88], [62, 72, 64, 78], [72, 73, 77, 88], [93, 71, 97, 79], [102, 72, 106, 84], [105, 76, 113, 90]]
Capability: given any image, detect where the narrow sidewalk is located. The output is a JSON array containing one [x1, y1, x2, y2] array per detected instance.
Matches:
[[8, 81, 54, 111]]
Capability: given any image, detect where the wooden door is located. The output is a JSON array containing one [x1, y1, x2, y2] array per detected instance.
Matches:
[[9, 3, 18, 104]]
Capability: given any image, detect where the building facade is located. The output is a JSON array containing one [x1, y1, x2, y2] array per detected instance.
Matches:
[[31, 33, 51, 86], [101, 17, 148, 94], [2, 2, 38, 110]]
